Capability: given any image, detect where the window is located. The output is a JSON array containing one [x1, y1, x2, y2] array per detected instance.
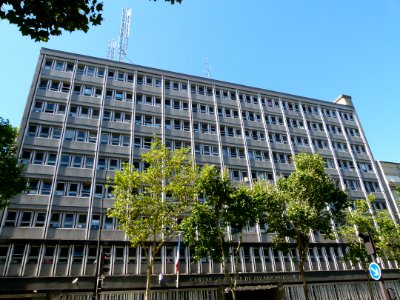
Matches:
[[55, 182, 65, 196], [85, 156, 94, 168], [11, 244, 25, 264], [64, 129, 74, 141], [4, 211, 17, 226], [50, 213, 61, 228], [28, 179, 40, 194], [101, 133, 109, 144], [35, 213, 46, 227], [72, 155, 82, 167], [73, 246, 84, 262], [21, 150, 31, 164], [39, 126, 50, 138], [52, 128, 62, 139], [63, 213, 74, 228], [95, 185, 103, 198], [77, 214, 87, 228], [47, 153, 57, 165], [41, 180, 52, 195], [44, 60, 53, 69], [58, 246, 70, 263], [20, 211, 32, 226], [68, 183, 79, 196], [91, 215, 100, 229], [33, 152, 45, 164], [60, 155, 70, 167]]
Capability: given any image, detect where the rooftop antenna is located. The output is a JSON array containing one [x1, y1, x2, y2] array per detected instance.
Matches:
[[107, 38, 117, 60], [204, 58, 212, 78], [118, 7, 132, 62]]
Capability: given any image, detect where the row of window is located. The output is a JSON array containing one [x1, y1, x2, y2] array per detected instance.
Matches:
[[269, 133, 288, 144], [105, 89, 133, 102], [244, 129, 264, 141], [313, 139, 330, 150], [32, 98, 361, 145], [26, 123, 369, 160], [100, 132, 130, 146], [38, 79, 70, 93], [21, 150, 57, 165], [136, 93, 161, 106], [33, 100, 66, 115], [73, 84, 102, 98], [138, 74, 161, 87], [194, 144, 219, 157], [273, 152, 292, 164], [98, 157, 129, 171], [4, 211, 115, 230], [108, 70, 134, 83], [104, 109, 132, 124], [266, 115, 285, 126], [222, 147, 245, 159], [25, 179, 113, 198], [0, 242, 349, 269], [70, 104, 99, 119], [291, 136, 309, 147], [338, 160, 373, 173], [327, 124, 342, 135], [344, 179, 381, 192], [193, 102, 215, 115], [28, 124, 61, 139], [60, 153, 94, 168], [44, 59, 75, 73]]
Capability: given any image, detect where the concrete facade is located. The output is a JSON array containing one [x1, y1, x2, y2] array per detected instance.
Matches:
[[0, 48, 399, 299]]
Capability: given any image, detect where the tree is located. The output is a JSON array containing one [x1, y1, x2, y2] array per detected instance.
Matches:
[[0, 117, 26, 208], [0, 0, 181, 42], [180, 165, 265, 300], [340, 195, 400, 284], [261, 153, 349, 300], [107, 137, 197, 300]]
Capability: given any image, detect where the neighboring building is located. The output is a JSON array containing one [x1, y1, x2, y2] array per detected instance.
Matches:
[[0, 48, 399, 299], [377, 161, 400, 220]]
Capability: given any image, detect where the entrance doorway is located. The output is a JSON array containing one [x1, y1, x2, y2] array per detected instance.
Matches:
[[226, 287, 280, 300]]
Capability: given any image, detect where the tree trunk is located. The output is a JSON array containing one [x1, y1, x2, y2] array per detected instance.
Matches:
[[219, 237, 233, 296], [232, 233, 242, 300], [299, 249, 310, 300], [145, 263, 152, 300]]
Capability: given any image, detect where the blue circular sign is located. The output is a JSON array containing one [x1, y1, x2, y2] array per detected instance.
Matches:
[[369, 262, 381, 280]]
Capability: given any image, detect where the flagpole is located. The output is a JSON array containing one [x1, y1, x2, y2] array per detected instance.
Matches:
[[176, 232, 181, 288]]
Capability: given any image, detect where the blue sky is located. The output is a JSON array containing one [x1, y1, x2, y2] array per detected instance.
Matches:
[[1, 0, 399, 162]]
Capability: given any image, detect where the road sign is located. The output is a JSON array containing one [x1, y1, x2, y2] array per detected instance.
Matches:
[[369, 262, 381, 280]]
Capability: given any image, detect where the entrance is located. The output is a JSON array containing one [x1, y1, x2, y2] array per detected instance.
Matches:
[[226, 287, 280, 300]]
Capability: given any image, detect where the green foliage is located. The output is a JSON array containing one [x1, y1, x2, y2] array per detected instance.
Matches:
[[341, 195, 400, 266], [180, 165, 233, 263], [181, 165, 266, 262], [267, 153, 349, 249], [108, 137, 197, 249], [0, 117, 26, 208], [0, 0, 181, 42], [0, 0, 103, 42], [181, 165, 266, 299], [260, 153, 349, 300]]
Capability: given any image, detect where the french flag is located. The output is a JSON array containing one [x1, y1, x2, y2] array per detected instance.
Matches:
[[175, 233, 181, 273]]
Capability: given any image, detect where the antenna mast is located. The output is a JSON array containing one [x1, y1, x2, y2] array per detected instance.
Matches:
[[204, 58, 212, 78], [118, 7, 132, 62], [107, 38, 117, 60]]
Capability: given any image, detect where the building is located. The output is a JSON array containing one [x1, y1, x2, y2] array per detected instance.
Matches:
[[377, 161, 400, 220], [0, 48, 399, 300]]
